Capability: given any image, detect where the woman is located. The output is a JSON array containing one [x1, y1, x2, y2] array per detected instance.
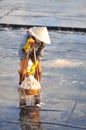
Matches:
[[18, 26, 51, 85]]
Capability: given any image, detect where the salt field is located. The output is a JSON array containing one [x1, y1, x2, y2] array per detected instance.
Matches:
[[0, 0, 86, 130]]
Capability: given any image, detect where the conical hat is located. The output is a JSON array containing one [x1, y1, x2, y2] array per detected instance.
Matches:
[[28, 27, 51, 44]]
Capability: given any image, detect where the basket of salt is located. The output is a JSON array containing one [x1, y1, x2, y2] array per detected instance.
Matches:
[[19, 75, 41, 96]]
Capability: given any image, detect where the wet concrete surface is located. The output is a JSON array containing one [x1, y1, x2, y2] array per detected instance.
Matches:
[[0, 0, 86, 29], [0, 0, 86, 130]]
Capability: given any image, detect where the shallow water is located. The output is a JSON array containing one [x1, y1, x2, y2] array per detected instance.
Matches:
[[0, 29, 86, 130]]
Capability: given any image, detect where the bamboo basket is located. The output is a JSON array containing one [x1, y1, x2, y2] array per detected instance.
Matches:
[[19, 88, 41, 96]]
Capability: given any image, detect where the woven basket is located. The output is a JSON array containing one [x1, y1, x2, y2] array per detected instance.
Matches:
[[19, 88, 40, 96]]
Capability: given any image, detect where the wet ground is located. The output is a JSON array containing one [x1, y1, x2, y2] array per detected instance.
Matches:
[[0, 29, 86, 130], [0, 0, 86, 130]]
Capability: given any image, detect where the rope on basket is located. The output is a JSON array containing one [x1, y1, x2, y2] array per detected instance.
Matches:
[[21, 47, 39, 97]]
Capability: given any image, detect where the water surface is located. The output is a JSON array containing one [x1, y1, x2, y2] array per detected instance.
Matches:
[[0, 29, 86, 130]]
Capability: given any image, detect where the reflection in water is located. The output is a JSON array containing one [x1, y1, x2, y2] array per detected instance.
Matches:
[[19, 106, 42, 130], [18, 92, 42, 130]]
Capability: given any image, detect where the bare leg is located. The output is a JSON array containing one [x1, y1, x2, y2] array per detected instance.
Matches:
[[18, 58, 28, 85], [34, 61, 42, 82], [34, 94, 40, 105]]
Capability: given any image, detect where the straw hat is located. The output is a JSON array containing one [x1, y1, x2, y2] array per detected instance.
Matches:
[[28, 27, 51, 44]]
